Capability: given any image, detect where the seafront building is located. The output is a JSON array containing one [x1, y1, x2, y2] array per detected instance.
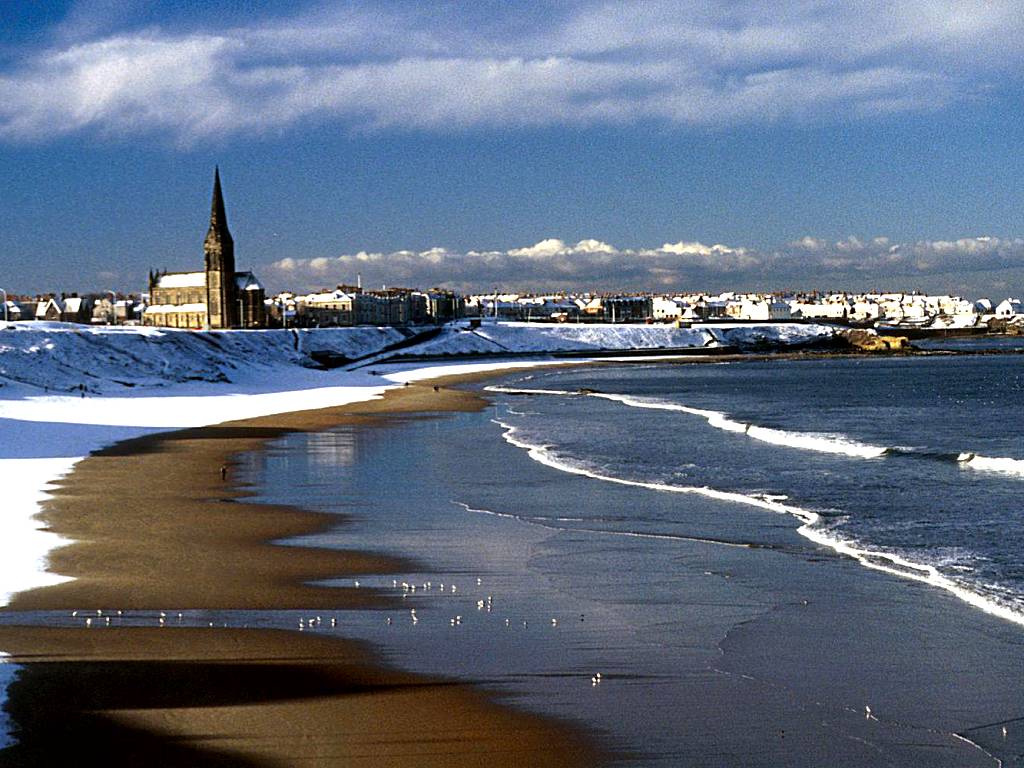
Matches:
[[143, 169, 266, 330]]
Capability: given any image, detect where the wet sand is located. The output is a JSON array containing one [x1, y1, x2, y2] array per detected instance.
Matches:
[[0, 381, 600, 767]]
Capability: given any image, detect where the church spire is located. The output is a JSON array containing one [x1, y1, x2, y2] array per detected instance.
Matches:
[[204, 166, 236, 328], [209, 166, 231, 240]]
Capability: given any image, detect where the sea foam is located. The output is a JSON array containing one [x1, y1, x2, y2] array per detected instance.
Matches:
[[487, 386, 889, 459], [492, 417, 1024, 629], [957, 453, 1024, 477]]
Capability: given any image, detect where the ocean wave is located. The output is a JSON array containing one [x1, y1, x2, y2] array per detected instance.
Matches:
[[957, 453, 1024, 477], [489, 386, 1024, 472], [488, 386, 888, 459], [491, 417, 1024, 629]]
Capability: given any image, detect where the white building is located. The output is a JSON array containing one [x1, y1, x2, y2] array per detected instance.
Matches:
[[995, 298, 1023, 317]]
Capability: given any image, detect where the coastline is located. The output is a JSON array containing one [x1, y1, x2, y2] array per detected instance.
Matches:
[[2, 348, 1024, 765], [0, 379, 602, 766]]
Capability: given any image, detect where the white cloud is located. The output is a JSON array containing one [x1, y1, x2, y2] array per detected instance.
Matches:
[[264, 234, 1024, 294], [508, 238, 617, 258], [1, 1, 1021, 142]]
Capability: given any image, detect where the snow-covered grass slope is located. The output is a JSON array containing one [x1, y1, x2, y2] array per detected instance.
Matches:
[[405, 323, 717, 356], [0, 321, 840, 393], [0, 323, 407, 394], [706, 322, 839, 350], [387, 321, 837, 358]]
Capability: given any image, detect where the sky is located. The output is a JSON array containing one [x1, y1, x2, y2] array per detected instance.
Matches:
[[1, 0, 1023, 298]]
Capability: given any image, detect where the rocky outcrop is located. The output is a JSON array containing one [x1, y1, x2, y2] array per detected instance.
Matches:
[[838, 329, 910, 352]]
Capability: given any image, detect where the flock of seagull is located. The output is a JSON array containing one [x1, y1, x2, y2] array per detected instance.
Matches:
[[63, 573, 610, 688]]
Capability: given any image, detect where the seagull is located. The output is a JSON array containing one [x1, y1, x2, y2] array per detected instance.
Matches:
[[865, 705, 872, 719], [85, 618, 92, 627], [1002, 726, 1008, 739]]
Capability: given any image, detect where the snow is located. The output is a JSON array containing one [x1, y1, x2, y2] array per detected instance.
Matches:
[[381, 321, 837, 358], [0, 323, 409, 395], [705, 322, 838, 349], [0, 317, 842, 749], [0, 319, 837, 612], [155, 271, 206, 288]]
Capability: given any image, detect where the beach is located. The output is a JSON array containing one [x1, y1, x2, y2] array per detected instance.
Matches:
[[0, 380, 600, 767], [2, 351, 1024, 766]]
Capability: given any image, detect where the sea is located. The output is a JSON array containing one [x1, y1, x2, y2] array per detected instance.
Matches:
[[242, 344, 1024, 766], [488, 350, 1024, 625]]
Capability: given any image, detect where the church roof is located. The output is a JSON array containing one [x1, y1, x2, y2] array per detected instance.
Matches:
[[235, 271, 263, 291], [156, 271, 206, 289]]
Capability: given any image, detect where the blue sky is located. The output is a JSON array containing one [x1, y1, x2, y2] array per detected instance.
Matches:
[[2, 0, 1023, 297]]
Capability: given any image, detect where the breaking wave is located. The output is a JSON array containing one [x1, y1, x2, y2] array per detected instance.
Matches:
[[487, 385, 1024, 472], [491, 416, 1024, 629], [956, 453, 1024, 477]]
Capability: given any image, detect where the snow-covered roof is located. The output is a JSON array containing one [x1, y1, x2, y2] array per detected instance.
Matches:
[[235, 271, 264, 291], [36, 298, 61, 317], [156, 272, 206, 289]]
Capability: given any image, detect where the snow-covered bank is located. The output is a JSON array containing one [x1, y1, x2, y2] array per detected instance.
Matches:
[[376, 321, 838, 359], [0, 322, 408, 395]]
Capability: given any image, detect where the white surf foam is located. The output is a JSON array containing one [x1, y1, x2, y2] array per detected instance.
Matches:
[[958, 453, 1024, 478], [488, 386, 889, 460], [493, 418, 1024, 629]]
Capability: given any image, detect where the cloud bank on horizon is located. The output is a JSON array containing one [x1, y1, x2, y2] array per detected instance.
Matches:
[[1, 0, 1022, 142], [267, 235, 1024, 295]]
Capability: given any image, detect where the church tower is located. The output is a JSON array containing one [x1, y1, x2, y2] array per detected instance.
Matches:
[[204, 167, 237, 329]]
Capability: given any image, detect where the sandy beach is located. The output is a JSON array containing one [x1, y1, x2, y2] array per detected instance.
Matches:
[[0, 380, 600, 767]]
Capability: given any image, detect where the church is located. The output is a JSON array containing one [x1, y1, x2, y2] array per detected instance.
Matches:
[[144, 169, 266, 330]]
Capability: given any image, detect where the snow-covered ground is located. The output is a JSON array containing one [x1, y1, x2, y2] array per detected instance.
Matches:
[[378, 321, 836, 358]]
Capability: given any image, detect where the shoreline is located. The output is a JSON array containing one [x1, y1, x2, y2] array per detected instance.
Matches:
[[0, 379, 603, 766], [3, 346, 1023, 764]]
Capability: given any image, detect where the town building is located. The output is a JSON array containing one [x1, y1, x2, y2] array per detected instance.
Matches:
[[144, 169, 266, 330]]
